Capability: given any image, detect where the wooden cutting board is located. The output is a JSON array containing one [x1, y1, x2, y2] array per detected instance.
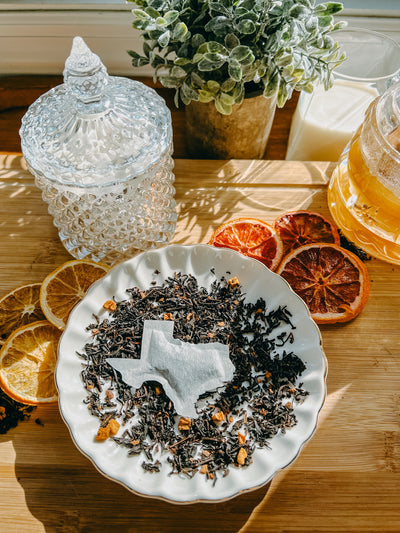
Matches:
[[0, 153, 399, 533]]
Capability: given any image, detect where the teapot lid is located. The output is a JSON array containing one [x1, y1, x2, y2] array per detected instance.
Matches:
[[20, 37, 172, 187]]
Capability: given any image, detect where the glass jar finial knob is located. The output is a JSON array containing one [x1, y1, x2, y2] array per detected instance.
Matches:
[[63, 36, 108, 104]]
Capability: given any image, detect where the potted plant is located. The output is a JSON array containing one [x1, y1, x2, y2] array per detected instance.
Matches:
[[128, 0, 345, 158]]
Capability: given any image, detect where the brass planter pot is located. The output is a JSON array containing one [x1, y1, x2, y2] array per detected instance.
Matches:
[[185, 94, 277, 159]]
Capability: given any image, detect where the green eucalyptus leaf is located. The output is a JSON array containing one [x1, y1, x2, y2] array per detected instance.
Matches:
[[269, 5, 283, 17], [156, 16, 167, 26], [197, 59, 219, 72], [277, 82, 288, 107], [221, 78, 236, 92], [193, 53, 204, 63], [171, 65, 187, 78], [174, 57, 192, 66], [209, 2, 230, 15], [292, 68, 305, 81], [238, 0, 254, 11], [128, 50, 141, 59], [233, 7, 248, 17], [158, 30, 170, 47], [282, 64, 295, 78], [149, 53, 167, 68], [317, 15, 334, 27], [275, 52, 293, 67], [191, 71, 205, 88], [173, 22, 189, 41], [160, 76, 181, 88], [229, 45, 255, 65], [143, 41, 152, 57], [302, 82, 315, 93], [237, 19, 256, 35], [197, 41, 228, 54], [333, 20, 347, 31], [209, 41, 229, 54], [133, 20, 152, 31], [181, 81, 199, 101], [263, 72, 279, 97], [224, 33, 240, 50], [133, 9, 151, 20], [148, 0, 163, 9], [321, 2, 343, 15], [145, 6, 161, 18], [128, 50, 150, 67], [257, 66, 266, 78], [215, 97, 232, 115], [206, 80, 220, 92], [205, 16, 231, 36], [192, 33, 206, 48], [323, 35, 334, 48], [196, 42, 208, 55], [129, 0, 345, 109], [148, 29, 164, 40], [305, 16, 318, 33], [198, 89, 215, 103], [232, 84, 245, 104], [164, 10, 180, 24], [179, 88, 190, 106], [236, 11, 258, 22], [177, 42, 191, 57], [228, 60, 242, 82], [219, 92, 235, 106], [289, 5, 308, 18], [198, 53, 227, 71]]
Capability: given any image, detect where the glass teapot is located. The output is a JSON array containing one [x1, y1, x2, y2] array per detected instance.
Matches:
[[20, 37, 176, 265], [328, 80, 400, 264]]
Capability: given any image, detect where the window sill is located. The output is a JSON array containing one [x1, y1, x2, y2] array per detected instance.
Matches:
[[0, 7, 399, 75]]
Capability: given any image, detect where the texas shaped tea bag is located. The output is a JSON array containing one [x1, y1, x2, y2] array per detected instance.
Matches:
[[107, 320, 234, 418]]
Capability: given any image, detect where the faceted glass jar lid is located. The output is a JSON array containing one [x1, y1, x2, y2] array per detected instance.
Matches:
[[20, 37, 173, 187]]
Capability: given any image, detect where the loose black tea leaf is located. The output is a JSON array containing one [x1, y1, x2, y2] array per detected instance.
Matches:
[[80, 272, 309, 481], [0, 389, 35, 434], [339, 230, 371, 262]]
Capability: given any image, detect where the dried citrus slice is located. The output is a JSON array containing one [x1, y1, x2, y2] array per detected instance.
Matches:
[[40, 260, 109, 329], [274, 210, 340, 257], [277, 243, 370, 324], [0, 283, 46, 343], [209, 218, 283, 270], [0, 320, 62, 405]]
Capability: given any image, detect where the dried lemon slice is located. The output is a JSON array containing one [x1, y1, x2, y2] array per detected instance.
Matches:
[[40, 260, 109, 329], [0, 283, 46, 344], [0, 320, 62, 405]]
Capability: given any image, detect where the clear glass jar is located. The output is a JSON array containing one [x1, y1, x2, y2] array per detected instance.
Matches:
[[20, 37, 176, 265], [328, 81, 400, 264], [286, 28, 400, 162]]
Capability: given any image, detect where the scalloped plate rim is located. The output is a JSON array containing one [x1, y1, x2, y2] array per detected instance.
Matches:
[[56, 243, 328, 504]]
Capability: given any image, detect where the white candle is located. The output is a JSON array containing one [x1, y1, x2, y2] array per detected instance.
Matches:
[[286, 79, 379, 162]]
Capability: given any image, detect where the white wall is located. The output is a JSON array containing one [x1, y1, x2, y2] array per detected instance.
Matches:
[[0, 6, 399, 76]]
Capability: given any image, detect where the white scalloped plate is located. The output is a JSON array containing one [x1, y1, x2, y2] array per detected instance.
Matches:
[[56, 244, 327, 504]]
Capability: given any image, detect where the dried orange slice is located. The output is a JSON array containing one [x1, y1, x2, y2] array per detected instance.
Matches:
[[274, 210, 340, 257], [277, 243, 370, 324], [40, 260, 109, 329], [209, 218, 283, 271], [0, 283, 46, 343], [0, 320, 62, 405]]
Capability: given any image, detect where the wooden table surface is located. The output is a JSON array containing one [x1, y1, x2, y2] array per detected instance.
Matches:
[[1, 154, 400, 532]]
